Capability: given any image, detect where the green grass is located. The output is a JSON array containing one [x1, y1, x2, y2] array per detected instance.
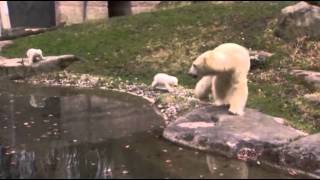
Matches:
[[1, 1, 293, 85], [248, 83, 317, 133], [2, 1, 320, 133]]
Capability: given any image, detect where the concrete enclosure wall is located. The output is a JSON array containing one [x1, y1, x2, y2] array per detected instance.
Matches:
[[55, 1, 108, 25], [55, 1, 160, 25], [0, 1, 161, 29]]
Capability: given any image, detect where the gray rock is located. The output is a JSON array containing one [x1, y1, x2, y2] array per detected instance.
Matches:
[[249, 50, 274, 69], [291, 69, 320, 90], [163, 105, 306, 160], [275, 1, 320, 41], [0, 55, 81, 80], [278, 133, 320, 177], [0, 40, 14, 51], [0, 24, 65, 41]]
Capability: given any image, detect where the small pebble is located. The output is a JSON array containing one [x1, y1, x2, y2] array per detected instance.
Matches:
[[122, 170, 129, 175], [288, 169, 298, 176], [107, 168, 112, 173], [40, 134, 48, 138], [162, 149, 168, 153]]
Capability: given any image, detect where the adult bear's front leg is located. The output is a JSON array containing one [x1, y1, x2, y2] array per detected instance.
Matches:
[[227, 81, 248, 116], [194, 75, 213, 101]]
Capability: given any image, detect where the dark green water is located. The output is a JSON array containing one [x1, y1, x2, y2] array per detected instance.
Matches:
[[0, 81, 308, 179]]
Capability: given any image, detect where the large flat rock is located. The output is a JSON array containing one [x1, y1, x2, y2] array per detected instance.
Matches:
[[0, 55, 81, 80], [163, 105, 306, 160], [278, 133, 320, 177]]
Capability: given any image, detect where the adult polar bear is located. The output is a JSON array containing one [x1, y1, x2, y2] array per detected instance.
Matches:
[[188, 43, 250, 116]]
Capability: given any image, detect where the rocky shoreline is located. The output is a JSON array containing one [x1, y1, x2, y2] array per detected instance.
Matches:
[[13, 71, 204, 126], [5, 69, 320, 179], [9, 70, 319, 178]]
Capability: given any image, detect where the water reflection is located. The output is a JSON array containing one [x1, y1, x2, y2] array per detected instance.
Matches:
[[0, 82, 309, 179], [0, 82, 163, 179], [206, 155, 249, 179]]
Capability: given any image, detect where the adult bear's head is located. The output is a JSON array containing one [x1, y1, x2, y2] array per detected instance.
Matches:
[[188, 51, 217, 78]]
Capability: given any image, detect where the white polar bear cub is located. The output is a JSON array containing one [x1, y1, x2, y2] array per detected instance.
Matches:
[[25, 48, 44, 65], [151, 73, 178, 92], [188, 43, 251, 116]]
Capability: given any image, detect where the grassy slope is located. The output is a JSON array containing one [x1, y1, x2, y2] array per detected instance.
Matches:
[[2, 1, 320, 133]]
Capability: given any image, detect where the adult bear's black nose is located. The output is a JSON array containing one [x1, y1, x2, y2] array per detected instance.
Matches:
[[188, 72, 198, 79]]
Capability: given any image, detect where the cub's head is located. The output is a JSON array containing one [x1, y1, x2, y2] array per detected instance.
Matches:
[[36, 49, 43, 56], [171, 77, 178, 86], [188, 51, 212, 78]]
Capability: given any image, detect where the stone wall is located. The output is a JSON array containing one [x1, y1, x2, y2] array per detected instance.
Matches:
[[131, 1, 161, 14], [0, 1, 161, 29], [55, 1, 160, 25]]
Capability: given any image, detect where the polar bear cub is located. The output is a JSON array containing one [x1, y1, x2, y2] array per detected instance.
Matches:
[[151, 73, 178, 92], [25, 48, 44, 65], [188, 43, 251, 116]]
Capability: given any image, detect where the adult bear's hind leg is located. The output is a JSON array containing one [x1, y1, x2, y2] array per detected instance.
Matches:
[[227, 81, 248, 116]]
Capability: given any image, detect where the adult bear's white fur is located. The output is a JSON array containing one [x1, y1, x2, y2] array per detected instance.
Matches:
[[189, 43, 250, 115]]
